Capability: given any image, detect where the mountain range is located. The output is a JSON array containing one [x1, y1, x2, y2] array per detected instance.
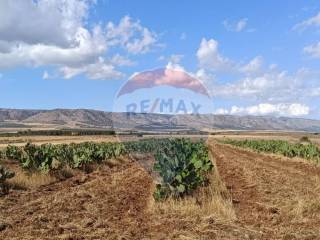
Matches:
[[1, 108, 320, 132]]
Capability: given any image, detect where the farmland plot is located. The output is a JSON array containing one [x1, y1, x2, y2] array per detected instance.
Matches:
[[0, 137, 320, 239]]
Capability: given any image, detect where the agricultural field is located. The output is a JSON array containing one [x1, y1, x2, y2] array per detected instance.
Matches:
[[0, 133, 320, 239], [211, 131, 320, 146], [220, 138, 320, 163], [0, 130, 207, 149]]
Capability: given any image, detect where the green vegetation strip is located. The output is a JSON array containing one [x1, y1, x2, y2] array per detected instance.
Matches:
[[0, 129, 116, 137], [0, 138, 213, 199], [220, 139, 320, 163]]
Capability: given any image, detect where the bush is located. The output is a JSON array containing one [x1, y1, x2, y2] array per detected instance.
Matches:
[[5, 145, 23, 161], [0, 165, 15, 195], [300, 136, 311, 143], [0, 149, 5, 160], [153, 139, 213, 200]]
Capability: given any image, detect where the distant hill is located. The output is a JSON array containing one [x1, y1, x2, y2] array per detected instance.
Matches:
[[0, 108, 320, 132]]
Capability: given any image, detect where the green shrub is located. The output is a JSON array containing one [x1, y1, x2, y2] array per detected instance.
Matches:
[[300, 136, 311, 143], [0, 165, 15, 195], [5, 145, 23, 161], [153, 139, 213, 200], [221, 139, 320, 163]]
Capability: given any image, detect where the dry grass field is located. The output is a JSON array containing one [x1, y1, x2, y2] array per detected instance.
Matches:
[[0, 135, 119, 149], [0, 133, 319, 239], [1, 130, 320, 146], [210, 131, 320, 145]]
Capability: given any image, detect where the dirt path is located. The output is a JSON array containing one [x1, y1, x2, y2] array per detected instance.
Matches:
[[210, 142, 320, 240]]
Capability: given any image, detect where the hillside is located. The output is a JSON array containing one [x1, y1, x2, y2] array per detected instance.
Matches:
[[0, 108, 320, 132]]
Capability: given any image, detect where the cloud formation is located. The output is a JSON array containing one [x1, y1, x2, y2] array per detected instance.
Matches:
[[0, 0, 89, 47], [304, 42, 320, 58], [216, 103, 310, 117], [0, 0, 159, 80], [193, 37, 320, 117], [223, 18, 248, 32], [239, 56, 263, 75], [197, 38, 231, 71], [195, 38, 320, 105], [293, 12, 320, 31], [106, 16, 158, 54]]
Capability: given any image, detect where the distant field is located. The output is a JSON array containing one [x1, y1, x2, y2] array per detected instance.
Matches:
[[0, 135, 119, 148], [0, 130, 319, 148], [210, 131, 320, 146], [0, 128, 209, 148]]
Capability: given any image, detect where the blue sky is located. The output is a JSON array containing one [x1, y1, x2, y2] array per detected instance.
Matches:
[[1, 0, 320, 119]]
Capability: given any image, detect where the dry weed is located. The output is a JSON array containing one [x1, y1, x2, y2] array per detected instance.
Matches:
[[7, 169, 56, 189]]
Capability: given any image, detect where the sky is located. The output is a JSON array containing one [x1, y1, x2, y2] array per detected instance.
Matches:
[[1, 0, 320, 119]]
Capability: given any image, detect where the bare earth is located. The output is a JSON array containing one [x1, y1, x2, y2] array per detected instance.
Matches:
[[211, 142, 320, 240], [0, 139, 320, 239]]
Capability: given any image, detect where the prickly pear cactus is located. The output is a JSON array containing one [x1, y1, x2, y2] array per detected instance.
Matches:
[[153, 139, 213, 200], [0, 165, 15, 195]]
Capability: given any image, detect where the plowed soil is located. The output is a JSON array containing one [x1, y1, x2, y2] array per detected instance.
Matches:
[[211, 142, 320, 240], [0, 141, 320, 239]]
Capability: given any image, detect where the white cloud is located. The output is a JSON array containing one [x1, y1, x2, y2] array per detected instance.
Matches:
[[0, 0, 90, 48], [213, 103, 310, 117], [106, 15, 158, 54], [166, 62, 185, 72], [159, 54, 184, 64], [0, 26, 107, 68], [304, 42, 320, 58], [194, 38, 320, 104], [223, 18, 248, 32], [197, 62, 320, 106], [196, 38, 263, 74], [188, 37, 320, 118], [196, 38, 231, 71], [194, 68, 216, 88], [0, 1, 159, 80], [169, 54, 184, 64], [109, 54, 135, 66], [214, 108, 229, 115], [60, 57, 124, 80], [213, 69, 307, 102], [310, 88, 320, 97], [293, 12, 320, 31], [239, 56, 263, 75], [229, 103, 310, 117]]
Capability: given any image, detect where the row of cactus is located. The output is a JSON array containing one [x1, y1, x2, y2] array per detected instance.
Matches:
[[0, 139, 174, 171], [153, 138, 213, 200], [0, 165, 15, 195], [0, 138, 213, 199], [2, 142, 125, 171], [221, 139, 320, 162]]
